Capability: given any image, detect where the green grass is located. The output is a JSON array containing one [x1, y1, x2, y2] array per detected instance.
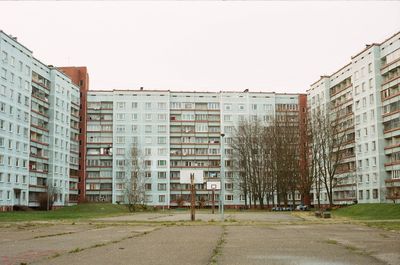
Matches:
[[364, 221, 400, 231], [333, 203, 400, 220], [0, 203, 130, 222]]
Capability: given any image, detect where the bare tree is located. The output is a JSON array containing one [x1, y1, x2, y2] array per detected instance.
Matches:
[[124, 144, 146, 212], [309, 110, 348, 207]]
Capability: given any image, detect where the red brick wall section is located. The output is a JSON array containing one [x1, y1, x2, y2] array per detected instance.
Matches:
[[58, 67, 89, 203], [298, 94, 310, 205]]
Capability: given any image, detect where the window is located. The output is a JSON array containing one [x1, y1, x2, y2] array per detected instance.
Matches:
[[145, 183, 152, 191], [0, 155, 3, 164], [158, 148, 167, 155], [1, 51, 7, 62], [116, 136, 125, 144], [239, 104, 245, 110], [373, 189, 378, 199], [116, 160, 125, 167], [145, 102, 152, 109], [145, 137, 152, 144], [158, 125, 167, 133], [158, 172, 167, 179], [372, 141, 376, 151], [171, 102, 181, 109], [158, 114, 166, 121], [158, 183, 166, 191], [132, 102, 138, 109], [1, 68, 6, 79], [158, 137, 166, 144], [225, 195, 233, 201], [224, 115, 232, 122], [355, 100, 360, 109], [132, 125, 138, 133], [159, 195, 165, 203], [358, 190, 363, 200], [157, 160, 167, 167], [116, 171, 125, 179], [116, 125, 126, 133], [145, 148, 152, 156], [366, 190, 370, 200], [368, 63, 372, 73], [158, 102, 166, 109], [144, 160, 152, 167], [145, 125, 152, 133], [117, 102, 126, 109], [224, 104, 232, 110], [0, 85, 6, 95], [132, 113, 138, 120], [116, 114, 125, 120], [208, 103, 219, 109], [25, 66, 30, 76], [145, 113, 152, 121]]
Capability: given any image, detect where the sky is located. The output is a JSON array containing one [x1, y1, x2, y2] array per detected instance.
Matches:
[[0, 1, 399, 93]]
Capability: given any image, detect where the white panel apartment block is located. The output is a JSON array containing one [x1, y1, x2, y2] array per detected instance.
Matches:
[[0, 32, 33, 210]]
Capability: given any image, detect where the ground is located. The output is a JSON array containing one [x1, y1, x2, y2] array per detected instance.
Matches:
[[0, 211, 399, 265]]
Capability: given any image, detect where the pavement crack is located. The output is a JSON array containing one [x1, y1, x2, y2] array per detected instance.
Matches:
[[44, 227, 161, 262], [209, 225, 227, 265]]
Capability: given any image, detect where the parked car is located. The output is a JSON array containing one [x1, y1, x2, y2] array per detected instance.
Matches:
[[296, 205, 309, 211]]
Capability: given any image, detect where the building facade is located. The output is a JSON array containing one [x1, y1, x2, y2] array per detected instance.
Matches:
[[2, 29, 399, 210], [0, 31, 81, 210], [308, 31, 400, 204], [85, 90, 306, 207]]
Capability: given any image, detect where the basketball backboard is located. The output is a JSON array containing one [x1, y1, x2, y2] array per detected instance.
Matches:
[[206, 181, 221, 190]]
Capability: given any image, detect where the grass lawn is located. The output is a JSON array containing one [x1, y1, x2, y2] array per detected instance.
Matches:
[[0, 203, 130, 222], [333, 203, 400, 220]]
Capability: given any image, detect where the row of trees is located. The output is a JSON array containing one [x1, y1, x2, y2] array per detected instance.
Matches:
[[111, 110, 347, 210], [230, 110, 348, 209]]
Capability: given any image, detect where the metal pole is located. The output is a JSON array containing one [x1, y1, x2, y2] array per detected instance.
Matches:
[[190, 173, 195, 221], [220, 133, 225, 221], [212, 188, 215, 214]]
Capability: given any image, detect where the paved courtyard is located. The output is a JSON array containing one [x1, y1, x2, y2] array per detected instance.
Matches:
[[0, 212, 399, 265]]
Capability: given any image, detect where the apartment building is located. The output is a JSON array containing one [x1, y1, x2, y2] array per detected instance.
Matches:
[[59, 67, 90, 203], [86, 90, 306, 207], [0, 30, 81, 210], [308, 31, 400, 204], [0, 32, 32, 211], [86, 91, 113, 203], [381, 33, 400, 202]]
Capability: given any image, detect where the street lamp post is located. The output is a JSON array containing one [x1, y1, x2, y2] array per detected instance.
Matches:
[[220, 132, 225, 221]]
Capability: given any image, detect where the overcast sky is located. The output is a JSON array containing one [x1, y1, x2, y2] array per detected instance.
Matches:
[[0, 1, 399, 93]]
